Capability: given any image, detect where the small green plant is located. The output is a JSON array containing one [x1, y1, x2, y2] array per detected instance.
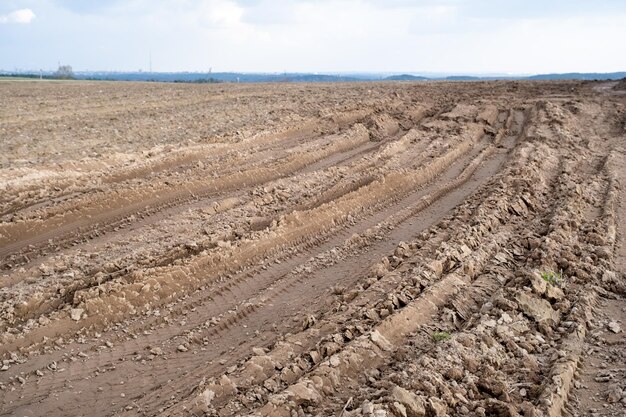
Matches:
[[432, 331, 452, 342], [540, 270, 562, 286]]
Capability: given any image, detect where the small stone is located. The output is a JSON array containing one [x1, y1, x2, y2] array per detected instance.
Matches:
[[391, 386, 426, 417], [371, 330, 393, 351], [177, 344, 188, 352], [607, 385, 623, 403], [390, 402, 407, 417], [285, 382, 321, 405], [608, 321, 621, 333], [484, 319, 497, 328], [309, 351, 321, 364], [252, 347, 266, 356], [545, 285, 564, 302], [149, 347, 163, 356], [427, 398, 447, 417], [70, 308, 84, 321], [445, 367, 463, 381], [520, 388, 527, 397], [515, 292, 559, 324], [500, 313, 513, 324], [302, 314, 317, 330], [362, 401, 375, 415], [529, 273, 547, 295]]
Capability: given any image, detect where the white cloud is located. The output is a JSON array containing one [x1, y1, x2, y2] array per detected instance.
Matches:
[[0, 8, 36, 24], [205, 0, 244, 26]]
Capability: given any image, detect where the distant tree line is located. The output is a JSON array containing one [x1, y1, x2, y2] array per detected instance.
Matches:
[[172, 77, 221, 83], [0, 73, 45, 79], [0, 64, 75, 80]]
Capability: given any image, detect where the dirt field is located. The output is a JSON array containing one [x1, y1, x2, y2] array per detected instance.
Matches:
[[1, 80, 625, 417]]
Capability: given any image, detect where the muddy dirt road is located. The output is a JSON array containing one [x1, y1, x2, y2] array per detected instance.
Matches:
[[1, 80, 625, 417]]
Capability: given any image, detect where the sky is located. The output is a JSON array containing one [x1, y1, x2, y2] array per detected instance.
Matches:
[[1, 0, 625, 74]]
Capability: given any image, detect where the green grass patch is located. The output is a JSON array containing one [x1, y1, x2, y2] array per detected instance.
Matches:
[[432, 331, 452, 342], [540, 270, 562, 286]]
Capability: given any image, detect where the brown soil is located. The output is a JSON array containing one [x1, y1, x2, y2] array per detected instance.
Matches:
[[0, 80, 624, 417], [612, 78, 626, 91]]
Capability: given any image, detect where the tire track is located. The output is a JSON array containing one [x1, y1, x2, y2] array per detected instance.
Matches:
[[0, 112, 508, 417], [0, 120, 376, 266]]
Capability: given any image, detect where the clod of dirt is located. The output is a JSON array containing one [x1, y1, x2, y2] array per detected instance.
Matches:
[[515, 291, 560, 324], [607, 321, 621, 333], [70, 308, 84, 321], [390, 385, 426, 417]]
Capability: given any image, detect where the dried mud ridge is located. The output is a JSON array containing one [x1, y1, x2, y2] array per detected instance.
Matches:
[[0, 81, 625, 417]]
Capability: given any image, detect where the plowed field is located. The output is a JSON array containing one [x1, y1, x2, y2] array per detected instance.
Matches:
[[1, 80, 625, 417]]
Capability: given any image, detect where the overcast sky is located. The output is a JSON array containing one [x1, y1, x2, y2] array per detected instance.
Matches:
[[1, 0, 625, 74]]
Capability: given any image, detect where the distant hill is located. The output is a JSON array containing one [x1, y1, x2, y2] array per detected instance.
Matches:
[[76, 71, 363, 83], [444, 75, 482, 81], [383, 74, 428, 81], [2, 70, 626, 83], [527, 72, 626, 80]]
